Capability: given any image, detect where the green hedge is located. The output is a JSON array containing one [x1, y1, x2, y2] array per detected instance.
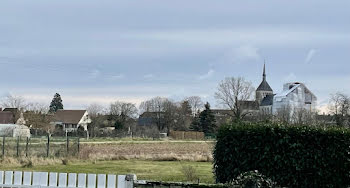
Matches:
[[213, 122, 350, 187]]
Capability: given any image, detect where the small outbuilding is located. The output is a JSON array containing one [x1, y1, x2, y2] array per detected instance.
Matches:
[[0, 124, 31, 138]]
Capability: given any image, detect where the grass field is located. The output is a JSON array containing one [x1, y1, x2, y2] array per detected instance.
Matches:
[[0, 159, 215, 184], [0, 137, 216, 183], [1, 137, 214, 162]]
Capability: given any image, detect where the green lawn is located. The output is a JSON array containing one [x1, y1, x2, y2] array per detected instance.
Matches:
[[0, 160, 214, 184]]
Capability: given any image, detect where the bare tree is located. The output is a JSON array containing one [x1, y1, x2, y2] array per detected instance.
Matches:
[[215, 77, 255, 120], [24, 102, 53, 135], [0, 94, 29, 123], [107, 101, 138, 132], [329, 92, 350, 126], [139, 97, 179, 131], [274, 104, 292, 124], [25, 111, 54, 135], [140, 97, 167, 131], [184, 96, 203, 116], [139, 97, 168, 114], [292, 106, 315, 125], [26, 102, 49, 114], [1, 94, 28, 111], [87, 103, 105, 118], [86, 103, 106, 137], [162, 100, 180, 131], [109, 101, 138, 118]]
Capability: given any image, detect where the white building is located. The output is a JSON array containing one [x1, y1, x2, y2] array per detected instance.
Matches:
[[0, 124, 31, 138], [272, 82, 317, 117], [51, 110, 91, 132]]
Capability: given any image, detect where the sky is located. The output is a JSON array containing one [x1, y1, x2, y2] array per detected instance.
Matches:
[[0, 0, 349, 112]]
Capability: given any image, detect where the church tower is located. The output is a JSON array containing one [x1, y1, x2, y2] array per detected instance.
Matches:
[[256, 63, 273, 103]]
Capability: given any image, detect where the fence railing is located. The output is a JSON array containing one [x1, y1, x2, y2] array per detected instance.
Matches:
[[1, 136, 80, 158], [0, 171, 136, 188]]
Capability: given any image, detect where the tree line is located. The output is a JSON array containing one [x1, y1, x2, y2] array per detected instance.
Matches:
[[1, 76, 349, 137]]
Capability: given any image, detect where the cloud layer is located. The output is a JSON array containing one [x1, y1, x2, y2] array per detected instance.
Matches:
[[0, 0, 349, 111]]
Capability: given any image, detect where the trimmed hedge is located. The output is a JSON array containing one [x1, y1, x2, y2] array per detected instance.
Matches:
[[213, 122, 350, 187]]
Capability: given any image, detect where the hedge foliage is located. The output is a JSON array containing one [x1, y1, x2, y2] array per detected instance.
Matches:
[[213, 122, 350, 187]]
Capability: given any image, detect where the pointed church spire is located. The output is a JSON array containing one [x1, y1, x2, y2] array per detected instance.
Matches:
[[263, 61, 266, 81], [257, 61, 273, 92]]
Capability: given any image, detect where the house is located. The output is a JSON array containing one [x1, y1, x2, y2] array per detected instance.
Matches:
[[0, 124, 31, 138], [51, 110, 91, 132], [138, 112, 165, 127], [0, 108, 19, 124]]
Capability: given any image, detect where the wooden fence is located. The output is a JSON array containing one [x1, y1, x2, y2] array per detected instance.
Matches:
[[169, 131, 204, 140]]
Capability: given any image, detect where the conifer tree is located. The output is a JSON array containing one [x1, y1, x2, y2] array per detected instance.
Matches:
[[49, 93, 64, 113], [200, 102, 217, 134], [190, 113, 201, 131], [190, 102, 216, 134]]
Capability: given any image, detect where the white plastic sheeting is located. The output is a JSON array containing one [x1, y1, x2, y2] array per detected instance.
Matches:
[[272, 82, 317, 121], [0, 124, 31, 138]]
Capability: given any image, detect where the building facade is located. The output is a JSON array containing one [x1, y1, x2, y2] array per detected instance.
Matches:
[[272, 82, 317, 120], [256, 64, 317, 122], [51, 110, 91, 132]]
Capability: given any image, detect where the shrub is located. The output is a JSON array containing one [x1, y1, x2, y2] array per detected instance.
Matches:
[[62, 158, 69, 165], [213, 122, 350, 187], [232, 170, 276, 188], [21, 159, 33, 168], [181, 165, 199, 182]]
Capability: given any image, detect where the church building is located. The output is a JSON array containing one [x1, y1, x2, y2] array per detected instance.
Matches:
[[256, 64, 273, 104], [212, 63, 317, 123], [256, 64, 317, 122]]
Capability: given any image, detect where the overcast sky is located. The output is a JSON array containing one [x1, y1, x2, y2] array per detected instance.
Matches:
[[0, 1, 349, 112]]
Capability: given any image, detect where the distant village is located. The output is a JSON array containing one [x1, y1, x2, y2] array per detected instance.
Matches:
[[0, 64, 347, 138]]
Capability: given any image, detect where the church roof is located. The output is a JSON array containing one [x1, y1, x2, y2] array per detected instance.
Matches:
[[257, 80, 273, 91], [256, 63, 273, 92], [275, 82, 317, 100]]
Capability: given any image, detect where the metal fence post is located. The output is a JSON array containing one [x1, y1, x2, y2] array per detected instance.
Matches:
[[47, 134, 50, 157], [16, 136, 20, 157], [77, 137, 80, 155], [26, 137, 29, 157], [2, 136, 5, 158], [66, 136, 69, 156]]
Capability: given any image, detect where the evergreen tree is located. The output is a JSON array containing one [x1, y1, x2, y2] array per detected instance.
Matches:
[[190, 102, 217, 135], [190, 113, 201, 131], [199, 102, 216, 134], [49, 93, 64, 113], [114, 112, 126, 130]]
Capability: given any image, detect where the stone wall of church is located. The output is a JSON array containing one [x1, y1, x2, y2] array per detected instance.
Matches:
[[256, 90, 273, 103]]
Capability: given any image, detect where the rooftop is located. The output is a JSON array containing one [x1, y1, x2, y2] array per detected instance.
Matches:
[[53, 110, 87, 124]]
